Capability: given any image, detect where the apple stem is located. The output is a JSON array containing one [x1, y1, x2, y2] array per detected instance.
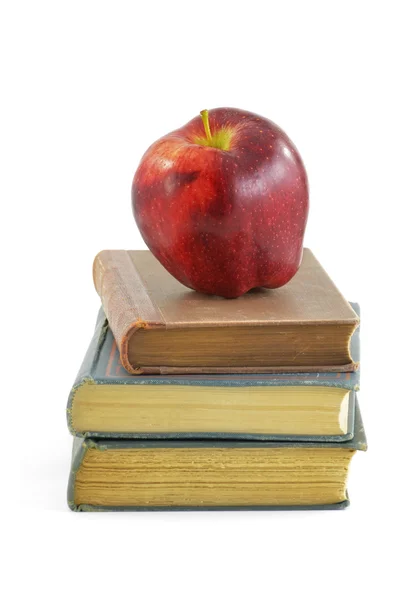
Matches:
[[200, 109, 212, 144]]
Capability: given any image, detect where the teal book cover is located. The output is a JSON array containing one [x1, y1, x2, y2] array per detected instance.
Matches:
[[67, 304, 360, 441], [68, 400, 367, 512]]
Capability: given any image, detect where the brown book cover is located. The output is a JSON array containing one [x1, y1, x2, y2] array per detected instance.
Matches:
[[93, 249, 359, 375]]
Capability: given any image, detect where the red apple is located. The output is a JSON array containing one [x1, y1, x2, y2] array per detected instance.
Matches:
[[132, 107, 309, 298]]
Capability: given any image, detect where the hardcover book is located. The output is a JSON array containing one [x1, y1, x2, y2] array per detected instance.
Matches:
[[67, 305, 360, 440], [68, 400, 367, 512], [93, 248, 359, 375]]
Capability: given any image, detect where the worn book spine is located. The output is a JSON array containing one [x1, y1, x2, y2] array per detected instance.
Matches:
[[66, 308, 108, 434], [93, 250, 165, 374]]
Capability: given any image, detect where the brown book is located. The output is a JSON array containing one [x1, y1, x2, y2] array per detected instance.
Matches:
[[93, 249, 359, 375]]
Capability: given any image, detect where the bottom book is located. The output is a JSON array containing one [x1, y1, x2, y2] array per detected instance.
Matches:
[[68, 402, 367, 512]]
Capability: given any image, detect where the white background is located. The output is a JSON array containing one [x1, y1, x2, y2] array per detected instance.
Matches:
[[2, 1, 402, 598]]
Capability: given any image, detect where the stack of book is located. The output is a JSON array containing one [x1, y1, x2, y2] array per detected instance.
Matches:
[[67, 249, 366, 511]]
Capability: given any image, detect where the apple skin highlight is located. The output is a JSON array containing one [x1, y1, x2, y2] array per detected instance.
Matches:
[[132, 107, 309, 298]]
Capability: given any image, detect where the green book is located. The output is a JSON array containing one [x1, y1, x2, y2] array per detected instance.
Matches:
[[68, 399, 367, 512], [67, 304, 360, 441]]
